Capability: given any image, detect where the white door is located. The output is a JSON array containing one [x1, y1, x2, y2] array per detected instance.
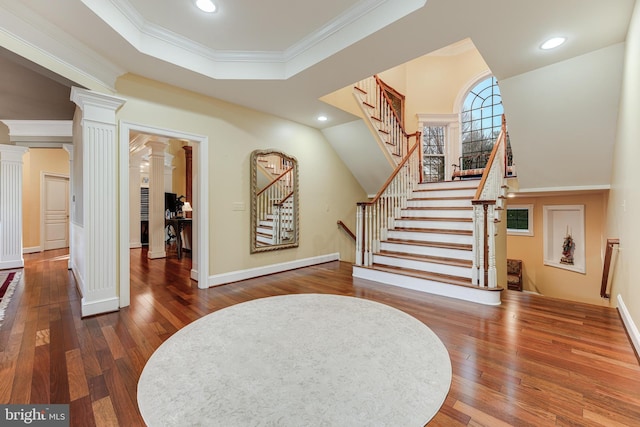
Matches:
[[43, 175, 69, 250]]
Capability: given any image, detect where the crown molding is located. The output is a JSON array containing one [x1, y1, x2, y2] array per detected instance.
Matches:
[[1, 120, 73, 148], [0, 2, 123, 92], [80, 0, 426, 79]]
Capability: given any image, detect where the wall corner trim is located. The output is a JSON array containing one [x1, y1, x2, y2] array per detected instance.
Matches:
[[208, 253, 341, 287], [617, 294, 640, 357]]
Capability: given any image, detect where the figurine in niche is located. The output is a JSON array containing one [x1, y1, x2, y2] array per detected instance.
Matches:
[[560, 226, 575, 265]]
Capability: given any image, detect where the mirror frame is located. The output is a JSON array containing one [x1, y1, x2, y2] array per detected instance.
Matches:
[[250, 149, 299, 253]]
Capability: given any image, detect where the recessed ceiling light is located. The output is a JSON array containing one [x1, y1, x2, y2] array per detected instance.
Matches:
[[540, 37, 566, 50], [196, 0, 217, 13], [317, 115, 328, 122]]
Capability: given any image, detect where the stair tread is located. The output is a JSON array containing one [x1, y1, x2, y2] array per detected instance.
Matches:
[[377, 251, 472, 267], [413, 187, 478, 192], [363, 265, 503, 291], [410, 196, 473, 201], [392, 227, 472, 235], [403, 206, 473, 211], [398, 216, 472, 223]]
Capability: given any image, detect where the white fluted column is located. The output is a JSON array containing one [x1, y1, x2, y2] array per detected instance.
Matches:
[[71, 87, 125, 317], [164, 152, 174, 193], [146, 140, 168, 259], [0, 144, 29, 269], [129, 152, 144, 248]]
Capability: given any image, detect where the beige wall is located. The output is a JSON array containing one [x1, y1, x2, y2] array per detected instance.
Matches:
[[379, 45, 490, 134], [115, 74, 366, 276], [607, 1, 640, 326], [321, 43, 491, 137], [22, 148, 70, 249], [506, 192, 607, 306]]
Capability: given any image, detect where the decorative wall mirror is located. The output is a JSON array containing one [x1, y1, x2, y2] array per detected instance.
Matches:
[[250, 149, 299, 253]]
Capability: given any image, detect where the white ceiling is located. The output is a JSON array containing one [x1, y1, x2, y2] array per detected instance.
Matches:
[[0, 0, 633, 129]]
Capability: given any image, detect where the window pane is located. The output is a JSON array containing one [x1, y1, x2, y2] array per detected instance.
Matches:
[[461, 76, 503, 170], [422, 125, 446, 182], [507, 209, 529, 230]]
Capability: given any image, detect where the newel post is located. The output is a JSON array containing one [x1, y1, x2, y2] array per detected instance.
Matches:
[[355, 203, 364, 266]]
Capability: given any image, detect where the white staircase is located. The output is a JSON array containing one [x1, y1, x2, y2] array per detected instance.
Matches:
[[353, 179, 502, 305], [256, 198, 295, 246]]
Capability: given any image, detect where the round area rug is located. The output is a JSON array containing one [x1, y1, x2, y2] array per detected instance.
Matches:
[[137, 294, 452, 427]]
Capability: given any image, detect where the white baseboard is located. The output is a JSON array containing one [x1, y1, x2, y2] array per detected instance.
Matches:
[[0, 259, 24, 269], [81, 296, 120, 318], [23, 246, 42, 254], [208, 253, 340, 287], [617, 294, 640, 357]]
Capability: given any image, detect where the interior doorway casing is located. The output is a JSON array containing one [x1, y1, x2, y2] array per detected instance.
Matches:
[[119, 121, 209, 308]]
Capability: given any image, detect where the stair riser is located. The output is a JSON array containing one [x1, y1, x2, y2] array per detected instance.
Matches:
[[400, 209, 473, 219], [412, 188, 476, 198], [352, 266, 501, 306], [373, 255, 472, 278], [393, 220, 473, 231], [407, 199, 472, 208], [387, 230, 473, 245], [380, 242, 472, 260], [415, 181, 479, 191], [256, 226, 274, 235]]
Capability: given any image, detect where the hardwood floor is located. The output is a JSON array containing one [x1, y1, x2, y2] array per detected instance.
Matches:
[[1, 248, 640, 426]]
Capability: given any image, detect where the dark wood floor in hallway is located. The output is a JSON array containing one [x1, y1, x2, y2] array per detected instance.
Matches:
[[1, 248, 640, 426]]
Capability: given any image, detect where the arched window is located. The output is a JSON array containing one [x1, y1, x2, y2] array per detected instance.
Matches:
[[460, 76, 503, 169]]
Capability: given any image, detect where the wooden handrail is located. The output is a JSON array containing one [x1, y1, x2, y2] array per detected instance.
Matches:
[[257, 167, 293, 197], [274, 191, 294, 206], [337, 220, 356, 241], [373, 75, 415, 156], [600, 238, 620, 298], [374, 75, 409, 138], [359, 134, 422, 205], [473, 115, 507, 201]]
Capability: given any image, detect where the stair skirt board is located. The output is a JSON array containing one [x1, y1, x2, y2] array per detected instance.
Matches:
[[352, 266, 502, 306]]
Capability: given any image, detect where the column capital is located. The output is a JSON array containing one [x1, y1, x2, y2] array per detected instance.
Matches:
[[70, 87, 126, 125], [0, 144, 29, 162], [145, 139, 168, 153]]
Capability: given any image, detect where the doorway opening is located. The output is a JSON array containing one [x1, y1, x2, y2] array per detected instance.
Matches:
[[119, 122, 209, 308]]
